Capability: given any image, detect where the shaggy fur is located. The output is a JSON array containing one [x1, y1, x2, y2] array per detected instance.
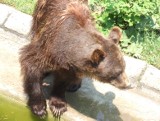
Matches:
[[19, 0, 130, 118]]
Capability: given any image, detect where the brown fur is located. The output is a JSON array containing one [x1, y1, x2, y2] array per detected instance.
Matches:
[[19, 0, 130, 118]]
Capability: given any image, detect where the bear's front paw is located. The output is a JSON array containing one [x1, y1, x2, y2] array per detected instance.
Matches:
[[30, 101, 47, 118], [49, 97, 67, 117]]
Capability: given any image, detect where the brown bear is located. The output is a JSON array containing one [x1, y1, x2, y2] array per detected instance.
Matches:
[[19, 0, 130, 118]]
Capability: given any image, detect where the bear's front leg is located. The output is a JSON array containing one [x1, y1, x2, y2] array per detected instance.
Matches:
[[49, 81, 67, 117], [24, 71, 47, 118], [49, 70, 81, 117]]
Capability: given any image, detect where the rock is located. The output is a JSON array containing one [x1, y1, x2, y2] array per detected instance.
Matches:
[[124, 56, 147, 87], [141, 65, 160, 90], [0, 4, 15, 25], [4, 9, 32, 35], [139, 65, 160, 102]]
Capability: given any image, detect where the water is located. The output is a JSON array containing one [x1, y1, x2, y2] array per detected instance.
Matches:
[[0, 94, 61, 121]]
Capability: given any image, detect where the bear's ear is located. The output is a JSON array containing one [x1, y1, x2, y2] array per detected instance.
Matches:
[[108, 26, 122, 44], [91, 49, 105, 66]]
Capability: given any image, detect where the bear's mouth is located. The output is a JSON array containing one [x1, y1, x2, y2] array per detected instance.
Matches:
[[110, 78, 134, 89], [101, 74, 134, 89]]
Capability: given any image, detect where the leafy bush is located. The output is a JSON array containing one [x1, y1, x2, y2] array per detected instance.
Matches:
[[90, 0, 159, 33]]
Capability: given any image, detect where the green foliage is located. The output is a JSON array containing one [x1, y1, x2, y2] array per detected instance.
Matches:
[[90, 0, 159, 34], [141, 32, 160, 69], [120, 33, 143, 58]]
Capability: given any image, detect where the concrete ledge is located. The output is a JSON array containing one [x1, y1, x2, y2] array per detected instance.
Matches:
[[139, 65, 160, 102], [124, 56, 147, 87], [0, 4, 16, 25], [0, 4, 32, 36], [4, 10, 32, 35], [141, 65, 160, 91]]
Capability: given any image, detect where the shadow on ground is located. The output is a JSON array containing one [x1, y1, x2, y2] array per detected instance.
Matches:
[[66, 79, 122, 121], [42, 74, 122, 121]]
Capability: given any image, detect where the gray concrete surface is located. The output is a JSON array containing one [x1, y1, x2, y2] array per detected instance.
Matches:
[[0, 3, 160, 121]]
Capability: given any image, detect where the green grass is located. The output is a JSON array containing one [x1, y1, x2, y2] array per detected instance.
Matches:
[[120, 31, 160, 69], [0, 0, 36, 14], [0, 0, 160, 69], [141, 32, 160, 68]]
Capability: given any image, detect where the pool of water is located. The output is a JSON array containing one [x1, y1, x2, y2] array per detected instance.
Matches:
[[0, 94, 61, 121]]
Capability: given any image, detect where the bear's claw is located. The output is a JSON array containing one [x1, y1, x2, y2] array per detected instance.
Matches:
[[49, 97, 67, 117], [30, 102, 47, 118]]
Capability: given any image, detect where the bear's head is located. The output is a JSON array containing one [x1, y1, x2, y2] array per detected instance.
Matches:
[[90, 27, 130, 89], [51, 2, 130, 89], [71, 26, 130, 89]]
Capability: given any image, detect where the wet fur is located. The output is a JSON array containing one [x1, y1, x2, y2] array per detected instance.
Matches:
[[19, 0, 128, 118]]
